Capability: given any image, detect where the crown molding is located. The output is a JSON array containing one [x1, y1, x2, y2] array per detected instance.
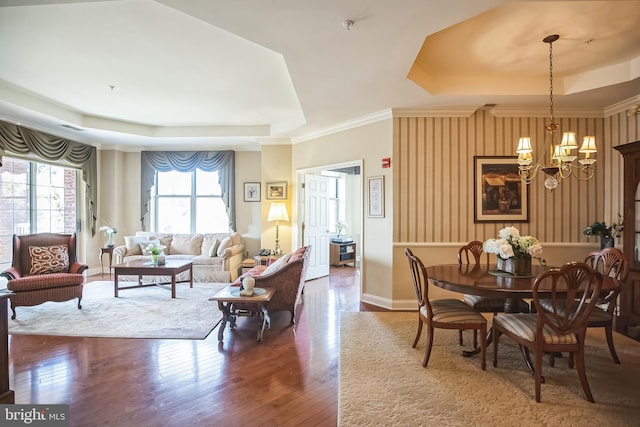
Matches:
[[489, 106, 604, 118], [391, 108, 477, 117], [604, 95, 640, 117], [292, 109, 392, 144]]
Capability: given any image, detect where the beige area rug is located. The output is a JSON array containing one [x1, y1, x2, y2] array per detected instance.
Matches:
[[339, 312, 640, 426], [8, 281, 226, 340]]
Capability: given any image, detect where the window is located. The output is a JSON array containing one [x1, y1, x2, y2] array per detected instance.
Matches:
[[152, 169, 229, 233], [327, 175, 346, 234], [0, 157, 77, 270]]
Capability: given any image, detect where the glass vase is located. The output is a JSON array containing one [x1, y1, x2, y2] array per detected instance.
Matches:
[[600, 236, 614, 249], [151, 253, 158, 266]]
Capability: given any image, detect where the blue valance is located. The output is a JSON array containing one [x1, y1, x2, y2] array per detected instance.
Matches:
[[140, 151, 235, 231]]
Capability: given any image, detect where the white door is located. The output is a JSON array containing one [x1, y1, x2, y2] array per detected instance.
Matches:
[[304, 174, 331, 280]]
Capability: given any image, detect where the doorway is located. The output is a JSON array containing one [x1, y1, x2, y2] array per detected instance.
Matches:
[[296, 160, 363, 282]]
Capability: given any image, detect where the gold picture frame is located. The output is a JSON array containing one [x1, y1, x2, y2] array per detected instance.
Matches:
[[474, 156, 528, 223], [266, 181, 287, 200]]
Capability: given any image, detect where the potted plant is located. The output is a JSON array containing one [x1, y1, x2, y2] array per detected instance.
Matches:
[[583, 214, 623, 249]]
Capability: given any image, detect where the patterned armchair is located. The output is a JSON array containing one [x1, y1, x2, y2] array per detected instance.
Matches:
[[232, 246, 311, 324], [0, 233, 87, 319]]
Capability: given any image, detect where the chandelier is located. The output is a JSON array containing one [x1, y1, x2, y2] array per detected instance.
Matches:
[[516, 34, 597, 191]]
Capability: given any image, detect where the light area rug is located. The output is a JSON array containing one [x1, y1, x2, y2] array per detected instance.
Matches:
[[339, 312, 640, 426], [8, 281, 226, 340]]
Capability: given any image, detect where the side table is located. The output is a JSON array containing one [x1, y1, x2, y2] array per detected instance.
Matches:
[[241, 258, 256, 274], [99, 246, 115, 278], [254, 254, 282, 266], [209, 286, 276, 343]]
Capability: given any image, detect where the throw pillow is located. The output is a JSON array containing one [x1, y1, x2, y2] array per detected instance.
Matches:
[[288, 246, 307, 262], [262, 254, 291, 275], [125, 236, 150, 255], [208, 238, 220, 257], [231, 265, 267, 286], [29, 245, 70, 275], [171, 234, 203, 255], [217, 236, 232, 257]]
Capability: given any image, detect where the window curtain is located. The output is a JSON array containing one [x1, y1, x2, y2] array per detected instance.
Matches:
[[140, 151, 236, 231], [0, 121, 98, 236]]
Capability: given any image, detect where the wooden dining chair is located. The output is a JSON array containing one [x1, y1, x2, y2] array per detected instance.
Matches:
[[542, 247, 629, 366], [493, 262, 603, 403], [458, 241, 529, 347], [406, 248, 487, 370]]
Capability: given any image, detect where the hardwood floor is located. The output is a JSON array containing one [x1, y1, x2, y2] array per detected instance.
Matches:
[[8, 266, 379, 427]]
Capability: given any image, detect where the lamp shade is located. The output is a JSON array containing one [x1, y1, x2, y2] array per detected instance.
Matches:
[[579, 136, 597, 153], [267, 202, 289, 222]]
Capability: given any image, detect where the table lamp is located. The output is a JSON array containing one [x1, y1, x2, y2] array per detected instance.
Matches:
[[267, 202, 289, 255]]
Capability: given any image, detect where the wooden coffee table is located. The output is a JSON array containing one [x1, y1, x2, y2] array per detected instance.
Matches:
[[112, 259, 193, 298], [209, 286, 276, 343]]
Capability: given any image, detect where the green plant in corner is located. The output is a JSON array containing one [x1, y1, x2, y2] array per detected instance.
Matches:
[[583, 214, 624, 238]]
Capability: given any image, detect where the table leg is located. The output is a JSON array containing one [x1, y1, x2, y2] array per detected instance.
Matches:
[[171, 274, 176, 299], [462, 297, 522, 358], [462, 328, 493, 357], [519, 346, 545, 382], [189, 264, 193, 289], [100, 250, 105, 278], [114, 272, 119, 297], [217, 302, 230, 342], [258, 303, 271, 343]]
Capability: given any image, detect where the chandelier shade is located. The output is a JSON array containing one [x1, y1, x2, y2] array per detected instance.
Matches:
[[516, 34, 596, 191]]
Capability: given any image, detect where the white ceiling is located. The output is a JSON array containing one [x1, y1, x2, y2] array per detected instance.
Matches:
[[0, 0, 639, 152]]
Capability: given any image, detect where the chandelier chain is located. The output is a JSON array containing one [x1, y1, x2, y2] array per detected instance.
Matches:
[[548, 39, 554, 125]]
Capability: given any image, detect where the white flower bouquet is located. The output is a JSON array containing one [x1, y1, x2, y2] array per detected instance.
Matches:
[[483, 226, 545, 265]]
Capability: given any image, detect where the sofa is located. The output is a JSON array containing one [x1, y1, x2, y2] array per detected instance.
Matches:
[[113, 231, 244, 283], [1, 233, 88, 319]]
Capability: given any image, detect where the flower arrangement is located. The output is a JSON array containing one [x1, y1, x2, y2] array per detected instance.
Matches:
[[143, 242, 166, 265], [143, 243, 166, 256], [583, 214, 623, 238], [483, 226, 546, 265], [98, 225, 117, 237], [336, 221, 349, 237], [99, 225, 117, 246]]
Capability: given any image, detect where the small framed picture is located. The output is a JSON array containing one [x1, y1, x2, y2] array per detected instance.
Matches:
[[368, 176, 385, 218], [266, 181, 287, 200], [474, 156, 529, 223], [244, 182, 261, 202]]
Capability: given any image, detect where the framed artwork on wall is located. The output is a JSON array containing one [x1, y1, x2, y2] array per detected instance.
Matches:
[[474, 156, 529, 223], [266, 181, 287, 200], [244, 182, 261, 202], [368, 175, 385, 218]]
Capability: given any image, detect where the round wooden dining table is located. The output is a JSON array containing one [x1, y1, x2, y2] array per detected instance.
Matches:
[[425, 263, 619, 379], [426, 263, 618, 304], [426, 263, 548, 313]]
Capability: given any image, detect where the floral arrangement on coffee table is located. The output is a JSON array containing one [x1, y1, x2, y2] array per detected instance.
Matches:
[[483, 226, 546, 266]]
